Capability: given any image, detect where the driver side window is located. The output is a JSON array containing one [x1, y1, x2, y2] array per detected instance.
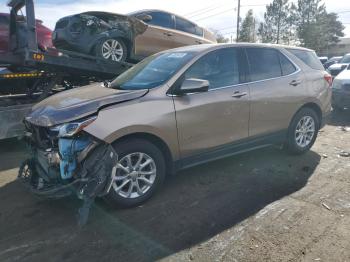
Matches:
[[184, 48, 246, 90]]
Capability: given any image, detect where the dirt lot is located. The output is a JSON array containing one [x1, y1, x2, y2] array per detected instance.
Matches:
[[0, 111, 349, 262]]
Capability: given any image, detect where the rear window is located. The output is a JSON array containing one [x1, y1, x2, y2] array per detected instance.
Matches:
[[287, 49, 324, 70]]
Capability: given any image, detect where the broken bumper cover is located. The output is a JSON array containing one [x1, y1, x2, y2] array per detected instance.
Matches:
[[19, 135, 118, 200]]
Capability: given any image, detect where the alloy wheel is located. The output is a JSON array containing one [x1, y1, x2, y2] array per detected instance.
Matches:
[[101, 39, 124, 61], [295, 116, 316, 148], [112, 152, 157, 199]]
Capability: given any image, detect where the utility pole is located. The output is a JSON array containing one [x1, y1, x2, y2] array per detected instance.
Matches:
[[236, 0, 241, 42]]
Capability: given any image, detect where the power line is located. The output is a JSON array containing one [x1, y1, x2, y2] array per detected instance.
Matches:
[[183, 3, 230, 17], [192, 7, 236, 21], [188, 5, 227, 18]]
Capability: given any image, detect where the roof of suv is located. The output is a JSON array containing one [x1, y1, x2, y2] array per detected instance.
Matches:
[[162, 43, 314, 54]]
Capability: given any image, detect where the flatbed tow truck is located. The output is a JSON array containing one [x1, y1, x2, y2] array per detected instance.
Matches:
[[0, 0, 133, 139]]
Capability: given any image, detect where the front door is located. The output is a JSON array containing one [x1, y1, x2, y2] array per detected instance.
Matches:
[[172, 47, 250, 158]]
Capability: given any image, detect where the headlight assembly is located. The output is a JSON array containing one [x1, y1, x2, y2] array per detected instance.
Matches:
[[51, 116, 97, 138]]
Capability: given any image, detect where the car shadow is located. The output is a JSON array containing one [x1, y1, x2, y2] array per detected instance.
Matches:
[[327, 109, 350, 127], [0, 137, 28, 172], [0, 146, 320, 262]]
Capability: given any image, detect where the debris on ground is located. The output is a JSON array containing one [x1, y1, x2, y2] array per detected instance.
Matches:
[[322, 203, 331, 210], [338, 126, 350, 132], [338, 151, 350, 157], [322, 154, 328, 159]]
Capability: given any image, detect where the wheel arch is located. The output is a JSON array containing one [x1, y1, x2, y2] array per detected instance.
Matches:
[[297, 102, 322, 125], [111, 132, 174, 175]]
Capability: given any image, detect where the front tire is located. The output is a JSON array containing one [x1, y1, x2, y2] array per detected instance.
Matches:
[[285, 108, 319, 155], [105, 139, 166, 208]]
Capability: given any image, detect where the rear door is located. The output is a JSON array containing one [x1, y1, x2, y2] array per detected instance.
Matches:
[[246, 47, 304, 137], [172, 47, 250, 158], [134, 11, 175, 58]]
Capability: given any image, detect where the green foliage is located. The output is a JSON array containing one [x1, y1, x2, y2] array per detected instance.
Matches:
[[295, 0, 344, 53], [238, 9, 257, 42], [258, 0, 345, 52], [258, 0, 294, 44]]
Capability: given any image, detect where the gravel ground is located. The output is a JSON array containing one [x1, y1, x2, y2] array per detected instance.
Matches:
[[0, 111, 349, 262]]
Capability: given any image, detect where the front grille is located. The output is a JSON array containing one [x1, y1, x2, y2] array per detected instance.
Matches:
[[25, 121, 59, 150]]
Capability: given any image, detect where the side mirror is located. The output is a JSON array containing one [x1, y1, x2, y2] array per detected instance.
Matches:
[[136, 14, 152, 22], [177, 78, 209, 95]]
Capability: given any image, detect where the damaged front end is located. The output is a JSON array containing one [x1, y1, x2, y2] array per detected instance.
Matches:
[[19, 115, 118, 225]]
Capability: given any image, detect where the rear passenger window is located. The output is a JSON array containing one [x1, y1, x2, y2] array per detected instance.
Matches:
[[184, 48, 247, 89], [147, 12, 174, 29], [279, 53, 296, 75], [246, 48, 282, 81], [176, 16, 201, 36]]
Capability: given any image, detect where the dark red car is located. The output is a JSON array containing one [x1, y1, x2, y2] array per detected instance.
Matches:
[[0, 13, 53, 52]]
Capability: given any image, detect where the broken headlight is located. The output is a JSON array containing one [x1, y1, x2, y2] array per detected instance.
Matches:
[[52, 116, 97, 138]]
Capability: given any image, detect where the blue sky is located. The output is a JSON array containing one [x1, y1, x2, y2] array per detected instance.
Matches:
[[1, 0, 349, 39]]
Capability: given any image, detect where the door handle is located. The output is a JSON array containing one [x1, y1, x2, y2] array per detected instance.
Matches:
[[163, 32, 173, 36], [232, 91, 247, 98], [289, 80, 302, 86], [195, 40, 203, 44]]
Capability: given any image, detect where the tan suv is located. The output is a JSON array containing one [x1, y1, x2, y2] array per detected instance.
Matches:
[[23, 44, 332, 208]]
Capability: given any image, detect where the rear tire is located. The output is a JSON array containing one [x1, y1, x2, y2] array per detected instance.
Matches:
[[95, 37, 127, 62], [105, 139, 166, 208], [285, 108, 320, 155]]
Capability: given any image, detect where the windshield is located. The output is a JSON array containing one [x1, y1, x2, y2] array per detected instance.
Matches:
[[111, 52, 196, 90], [340, 54, 350, 64]]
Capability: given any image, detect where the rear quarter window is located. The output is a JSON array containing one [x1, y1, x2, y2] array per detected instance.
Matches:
[[287, 49, 324, 71], [279, 53, 297, 76]]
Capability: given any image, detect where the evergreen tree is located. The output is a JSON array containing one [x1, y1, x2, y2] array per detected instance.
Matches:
[[211, 29, 230, 43], [295, 0, 344, 53], [258, 0, 292, 44], [238, 9, 256, 42]]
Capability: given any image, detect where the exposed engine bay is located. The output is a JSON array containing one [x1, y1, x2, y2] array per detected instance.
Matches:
[[19, 117, 118, 226]]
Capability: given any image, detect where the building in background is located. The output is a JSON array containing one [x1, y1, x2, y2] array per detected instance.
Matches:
[[323, 38, 350, 57]]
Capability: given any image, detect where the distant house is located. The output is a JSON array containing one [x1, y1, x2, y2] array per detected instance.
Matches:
[[324, 38, 350, 57]]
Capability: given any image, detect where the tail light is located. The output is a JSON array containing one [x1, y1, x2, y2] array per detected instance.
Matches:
[[324, 73, 332, 87]]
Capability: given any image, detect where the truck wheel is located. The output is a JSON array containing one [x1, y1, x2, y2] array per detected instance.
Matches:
[[95, 38, 127, 62], [105, 139, 166, 208], [285, 108, 319, 155]]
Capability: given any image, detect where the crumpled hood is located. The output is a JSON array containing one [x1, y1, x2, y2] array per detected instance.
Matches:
[[25, 83, 148, 127]]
